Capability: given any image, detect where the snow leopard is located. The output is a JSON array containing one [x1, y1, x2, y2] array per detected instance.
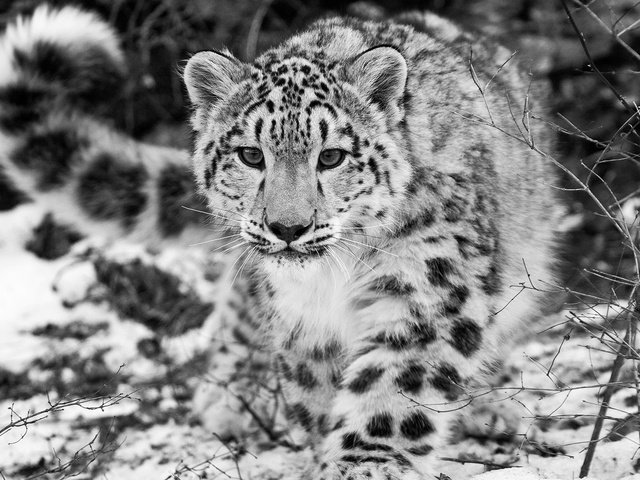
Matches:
[[0, 5, 558, 479]]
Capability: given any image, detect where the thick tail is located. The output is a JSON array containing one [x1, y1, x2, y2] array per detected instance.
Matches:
[[0, 5, 125, 132], [0, 6, 210, 254]]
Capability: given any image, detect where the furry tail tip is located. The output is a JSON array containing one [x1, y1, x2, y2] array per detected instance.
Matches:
[[0, 5, 125, 114]]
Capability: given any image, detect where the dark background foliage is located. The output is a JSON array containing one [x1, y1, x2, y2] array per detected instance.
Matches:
[[2, 0, 640, 297]]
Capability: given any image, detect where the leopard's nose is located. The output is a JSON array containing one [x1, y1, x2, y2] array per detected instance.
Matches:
[[266, 220, 313, 243]]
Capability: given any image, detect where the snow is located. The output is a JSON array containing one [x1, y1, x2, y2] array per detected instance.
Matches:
[[52, 260, 98, 305], [471, 467, 602, 480], [0, 216, 638, 479]]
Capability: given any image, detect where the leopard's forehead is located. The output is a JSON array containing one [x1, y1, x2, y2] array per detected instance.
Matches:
[[240, 55, 348, 157], [251, 55, 340, 109], [255, 51, 338, 85]]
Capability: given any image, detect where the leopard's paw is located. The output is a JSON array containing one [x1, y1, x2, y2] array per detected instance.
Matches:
[[192, 376, 282, 442], [191, 381, 254, 440]]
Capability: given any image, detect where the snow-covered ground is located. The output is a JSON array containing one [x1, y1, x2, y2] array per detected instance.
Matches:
[[0, 205, 638, 480]]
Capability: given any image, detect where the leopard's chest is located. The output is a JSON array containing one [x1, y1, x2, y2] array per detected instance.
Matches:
[[265, 260, 361, 351]]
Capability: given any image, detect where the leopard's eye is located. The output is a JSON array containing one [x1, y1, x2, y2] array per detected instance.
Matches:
[[238, 147, 264, 168], [318, 149, 346, 169]]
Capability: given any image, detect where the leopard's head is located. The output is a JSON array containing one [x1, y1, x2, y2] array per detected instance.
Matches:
[[183, 45, 412, 272]]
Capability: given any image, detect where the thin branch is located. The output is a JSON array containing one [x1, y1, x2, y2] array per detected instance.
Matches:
[[570, 0, 640, 64], [560, 0, 636, 115], [244, 0, 273, 60], [579, 290, 639, 477]]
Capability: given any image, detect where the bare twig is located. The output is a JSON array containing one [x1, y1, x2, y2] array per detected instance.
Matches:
[[579, 291, 639, 477], [245, 0, 274, 60], [560, 0, 636, 115], [1, 391, 138, 440], [569, 0, 640, 64]]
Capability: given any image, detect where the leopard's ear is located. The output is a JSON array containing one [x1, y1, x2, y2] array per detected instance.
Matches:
[[183, 50, 247, 108], [345, 46, 407, 123]]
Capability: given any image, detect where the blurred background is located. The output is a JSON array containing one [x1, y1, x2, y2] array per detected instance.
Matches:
[[2, 0, 640, 298], [2, 2, 640, 477]]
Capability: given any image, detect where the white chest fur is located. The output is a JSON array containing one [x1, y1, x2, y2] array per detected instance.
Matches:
[[266, 255, 360, 350]]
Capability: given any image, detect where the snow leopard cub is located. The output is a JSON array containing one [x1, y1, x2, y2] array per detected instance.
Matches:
[[184, 10, 556, 480]]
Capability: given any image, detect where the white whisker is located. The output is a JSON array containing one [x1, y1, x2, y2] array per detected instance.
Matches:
[[207, 205, 249, 220], [334, 242, 376, 274], [327, 247, 350, 280], [203, 226, 242, 234], [324, 247, 338, 289], [231, 246, 257, 286], [182, 206, 243, 224], [188, 233, 242, 247], [340, 237, 398, 257], [218, 239, 249, 254]]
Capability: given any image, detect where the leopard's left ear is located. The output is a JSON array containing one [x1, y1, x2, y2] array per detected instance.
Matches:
[[183, 49, 248, 108], [345, 46, 407, 123]]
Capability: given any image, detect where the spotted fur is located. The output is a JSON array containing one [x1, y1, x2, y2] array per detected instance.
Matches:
[[184, 10, 558, 480], [0, 6, 559, 480], [0, 5, 209, 249]]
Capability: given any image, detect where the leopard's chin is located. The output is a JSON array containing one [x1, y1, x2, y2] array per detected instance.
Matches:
[[276, 248, 327, 263], [257, 246, 327, 278], [273, 248, 308, 261]]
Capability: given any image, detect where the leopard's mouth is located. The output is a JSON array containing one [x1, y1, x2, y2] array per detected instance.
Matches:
[[271, 245, 328, 258], [244, 227, 335, 259], [251, 241, 330, 261]]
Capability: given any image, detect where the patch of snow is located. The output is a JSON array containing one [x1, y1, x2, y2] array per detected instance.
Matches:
[[52, 260, 97, 305], [470, 466, 599, 480], [0, 248, 69, 372]]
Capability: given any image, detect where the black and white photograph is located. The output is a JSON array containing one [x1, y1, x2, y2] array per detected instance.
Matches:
[[1, 1, 639, 478]]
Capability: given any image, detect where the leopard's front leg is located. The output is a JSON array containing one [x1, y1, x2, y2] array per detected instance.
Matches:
[[300, 299, 493, 479], [193, 273, 279, 441], [316, 346, 459, 479]]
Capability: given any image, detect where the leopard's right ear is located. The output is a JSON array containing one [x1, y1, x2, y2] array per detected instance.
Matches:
[[183, 50, 247, 108]]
